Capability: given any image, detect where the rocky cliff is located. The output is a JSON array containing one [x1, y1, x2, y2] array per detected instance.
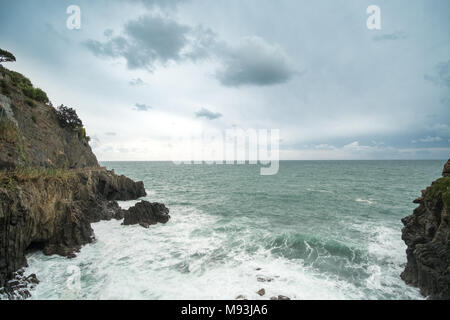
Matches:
[[0, 65, 152, 297], [401, 159, 450, 299]]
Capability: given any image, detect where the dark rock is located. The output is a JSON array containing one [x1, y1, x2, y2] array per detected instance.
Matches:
[[257, 276, 274, 283], [25, 274, 39, 284], [270, 295, 291, 300], [257, 288, 265, 296], [0, 167, 148, 290], [235, 295, 247, 300], [443, 159, 450, 177], [123, 201, 170, 228], [401, 159, 450, 299], [0, 66, 161, 299]]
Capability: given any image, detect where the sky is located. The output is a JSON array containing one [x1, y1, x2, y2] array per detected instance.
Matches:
[[0, 0, 449, 160]]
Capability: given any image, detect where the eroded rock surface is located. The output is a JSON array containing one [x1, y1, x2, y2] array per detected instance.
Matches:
[[123, 201, 170, 228], [401, 159, 450, 299]]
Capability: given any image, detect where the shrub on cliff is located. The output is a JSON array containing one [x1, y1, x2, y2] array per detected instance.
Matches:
[[0, 49, 16, 64], [56, 105, 83, 129], [0, 79, 10, 97], [0, 118, 19, 143], [21, 86, 49, 104], [56, 105, 91, 145]]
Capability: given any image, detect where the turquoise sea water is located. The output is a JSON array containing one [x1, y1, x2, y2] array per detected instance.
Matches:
[[25, 160, 446, 299]]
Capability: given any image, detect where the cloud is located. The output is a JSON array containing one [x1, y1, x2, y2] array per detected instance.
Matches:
[[129, 78, 147, 86], [103, 29, 114, 38], [417, 136, 443, 143], [105, 132, 117, 136], [425, 60, 450, 90], [373, 31, 408, 41], [195, 107, 222, 120], [85, 17, 295, 87], [85, 15, 191, 71], [215, 36, 297, 87], [126, 0, 187, 9], [134, 103, 153, 111]]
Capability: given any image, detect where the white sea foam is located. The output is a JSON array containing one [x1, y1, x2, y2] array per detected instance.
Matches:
[[24, 204, 423, 300]]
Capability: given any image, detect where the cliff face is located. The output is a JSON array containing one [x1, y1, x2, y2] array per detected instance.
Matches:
[[0, 66, 98, 169], [0, 65, 147, 294], [0, 168, 146, 288], [401, 159, 450, 299]]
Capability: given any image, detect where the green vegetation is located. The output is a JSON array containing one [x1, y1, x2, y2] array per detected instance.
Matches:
[[26, 99, 36, 108], [21, 85, 49, 103], [0, 118, 19, 143], [76, 126, 91, 144], [425, 176, 450, 208], [1, 79, 11, 97], [0, 49, 16, 64], [31, 115, 37, 123], [56, 105, 91, 145], [0, 167, 77, 190], [0, 64, 50, 104]]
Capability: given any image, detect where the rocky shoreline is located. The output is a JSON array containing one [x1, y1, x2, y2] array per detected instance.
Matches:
[[0, 65, 170, 299], [401, 159, 450, 299]]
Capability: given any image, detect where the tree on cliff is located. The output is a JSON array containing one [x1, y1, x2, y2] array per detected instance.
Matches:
[[56, 105, 91, 144], [56, 105, 83, 129], [0, 49, 16, 64]]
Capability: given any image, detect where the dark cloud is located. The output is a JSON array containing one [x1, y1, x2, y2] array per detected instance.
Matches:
[[215, 37, 297, 87], [373, 31, 408, 41], [85, 15, 191, 71], [134, 103, 153, 111], [85, 17, 295, 87], [425, 61, 450, 90], [195, 107, 222, 120], [103, 29, 114, 38], [129, 78, 147, 86], [126, 0, 187, 9]]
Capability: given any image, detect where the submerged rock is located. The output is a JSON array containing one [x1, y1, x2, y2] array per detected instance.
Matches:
[[401, 159, 450, 299], [0, 269, 40, 300], [270, 295, 291, 300], [257, 276, 274, 283], [123, 201, 170, 228]]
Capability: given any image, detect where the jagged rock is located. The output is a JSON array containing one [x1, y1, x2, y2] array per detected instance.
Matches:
[[401, 159, 450, 299], [0, 168, 147, 288], [443, 159, 450, 177], [0, 64, 157, 299], [0, 270, 40, 300], [123, 201, 170, 227], [270, 295, 291, 300], [257, 276, 274, 283], [25, 274, 39, 284], [257, 288, 265, 296]]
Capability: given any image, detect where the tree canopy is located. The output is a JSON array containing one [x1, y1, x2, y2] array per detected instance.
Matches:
[[0, 49, 16, 63], [56, 105, 83, 129]]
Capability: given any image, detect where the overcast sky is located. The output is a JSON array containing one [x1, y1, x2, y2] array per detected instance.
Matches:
[[1, 0, 449, 160]]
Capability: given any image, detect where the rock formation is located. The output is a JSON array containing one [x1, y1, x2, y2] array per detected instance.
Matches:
[[123, 201, 170, 228], [0, 65, 164, 297], [401, 159, 450, 299]]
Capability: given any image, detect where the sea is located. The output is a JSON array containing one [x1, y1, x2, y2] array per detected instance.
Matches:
[[24, 160, 446, 300]]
